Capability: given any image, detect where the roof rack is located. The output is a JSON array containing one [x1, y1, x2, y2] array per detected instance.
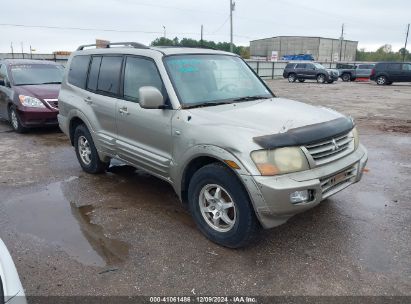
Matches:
[[153, 45, 218, 51], [76, 42, 149, 51]]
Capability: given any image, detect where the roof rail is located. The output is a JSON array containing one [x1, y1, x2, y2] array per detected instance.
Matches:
[[76, 42, 149, 51]]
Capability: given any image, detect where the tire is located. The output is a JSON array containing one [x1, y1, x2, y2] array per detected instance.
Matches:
[[288, 73, 296, 83], [74, 124, 109, 174], [316, 74, 326, 83], [376, 75, 387, 85], [188, 163, 259, 248], [0, 276, 4, 304], [298, 79, 305, 83], [8, 105, 27, 133], [341, 73, 351, 82], [327, 80, 334, 84], [386, 81, 393, 85]]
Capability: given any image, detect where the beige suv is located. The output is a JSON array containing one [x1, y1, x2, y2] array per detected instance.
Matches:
[[58, 42, 368, 248]]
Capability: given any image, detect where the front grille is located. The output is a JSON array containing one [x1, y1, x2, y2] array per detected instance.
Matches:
[[304, 132, 354, 165], [44, 99, 59, 110], [320, 165, 357, 198]]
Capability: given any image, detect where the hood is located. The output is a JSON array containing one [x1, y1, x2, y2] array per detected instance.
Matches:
[[187, 97, 345, 137], [13, 84, 60, 101]]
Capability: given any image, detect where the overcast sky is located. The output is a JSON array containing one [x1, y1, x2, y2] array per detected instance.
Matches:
[[0, 0, 410, 54]]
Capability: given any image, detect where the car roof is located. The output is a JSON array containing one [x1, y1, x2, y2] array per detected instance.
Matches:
[[72, 43, 235, 58], [2, 59, 61, 65]]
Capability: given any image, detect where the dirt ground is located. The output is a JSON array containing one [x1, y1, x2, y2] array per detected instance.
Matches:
[[0, 80, 410, 297]]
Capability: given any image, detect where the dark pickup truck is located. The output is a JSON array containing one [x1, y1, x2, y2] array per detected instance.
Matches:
[[338, 63, 375, 82]]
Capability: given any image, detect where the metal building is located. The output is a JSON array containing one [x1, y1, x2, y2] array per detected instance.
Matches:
[[250, 36, 358, 62]]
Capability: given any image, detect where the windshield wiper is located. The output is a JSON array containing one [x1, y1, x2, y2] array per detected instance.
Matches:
[[232, 95, 271, 102], [184, 101, 232, 109]]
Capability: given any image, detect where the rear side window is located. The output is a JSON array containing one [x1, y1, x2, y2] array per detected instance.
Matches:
[[68, 55, 90, 89], [387, 63, 401, 71], [295, 63, 307, 69], [87, 56, 102, 91], [358, 64, 374, 69], [285, 63, 295, 69], [97, 56, 123, 95], [402, 63, 411, 71]]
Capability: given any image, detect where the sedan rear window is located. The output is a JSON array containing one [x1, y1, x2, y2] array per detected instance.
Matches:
[[11, 64, 64, 86]]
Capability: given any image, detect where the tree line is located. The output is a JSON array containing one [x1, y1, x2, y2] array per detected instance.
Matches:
[[150, 37, 250, 58], [356, 44, 410, 62]]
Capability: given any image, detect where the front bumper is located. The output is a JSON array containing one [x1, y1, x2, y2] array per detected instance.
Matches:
[[241, 145, 368, 229], [17, 107, 58, 127]]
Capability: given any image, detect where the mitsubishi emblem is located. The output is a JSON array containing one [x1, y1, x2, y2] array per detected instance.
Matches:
[[331, 138, 339, 151]]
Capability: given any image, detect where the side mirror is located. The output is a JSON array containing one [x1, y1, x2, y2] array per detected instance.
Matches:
[[139, 86, 164, 109], [0, 79, 5, 86]]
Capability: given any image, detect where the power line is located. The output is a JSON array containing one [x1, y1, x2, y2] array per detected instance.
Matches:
[[211, 16, 230, 34]]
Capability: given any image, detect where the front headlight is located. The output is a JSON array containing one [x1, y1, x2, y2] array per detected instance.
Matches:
[[352, 127, 359, 150], [251, 147, 310, 176], [19, 95, 46, 108]]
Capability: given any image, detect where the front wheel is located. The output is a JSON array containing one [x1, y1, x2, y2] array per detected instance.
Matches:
[[74, 124, 109, 174], [316, 74, 326, 83], [327, 80, 334, 84], [298, 79, 305, 83], [376, 75, 387, 85], [341, 73, 351, 82], [288, 73, 296, 83], [9, 106, 27, 133], [188, 163, 259, 248]]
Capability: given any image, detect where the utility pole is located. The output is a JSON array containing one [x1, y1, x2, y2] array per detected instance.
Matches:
[[201, 24, 204, 47], [403, 23, 410, 62], [30, 45, 32, 59], [339, 23, 344, 61], [10, 42, 14, 59], [230, 0, 235, 53], [21, 42, 24, 59], [163, 26, 166, 39]]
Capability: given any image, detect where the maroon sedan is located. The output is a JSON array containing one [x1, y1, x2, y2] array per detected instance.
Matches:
[[0, 59, 64, 132]]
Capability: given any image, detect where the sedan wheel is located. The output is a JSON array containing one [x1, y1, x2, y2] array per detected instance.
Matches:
[[8, 106, 27, 133], [199, 184, 237, 233]]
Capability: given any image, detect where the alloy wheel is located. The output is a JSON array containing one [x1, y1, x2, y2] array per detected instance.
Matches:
[[78, 136, 92, 165], [199, 184, 237, 233]]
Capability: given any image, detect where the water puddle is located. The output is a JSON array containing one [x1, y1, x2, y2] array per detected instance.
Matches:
[[2, 180, 129, 267]]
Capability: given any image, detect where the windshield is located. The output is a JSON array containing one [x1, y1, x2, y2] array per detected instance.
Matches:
[[10, 64, 64, 85], [164, 55, 273, 107]]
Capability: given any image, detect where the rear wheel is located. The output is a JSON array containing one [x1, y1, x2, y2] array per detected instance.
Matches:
[[298, 79, 305, 83], [316, 74, 326, 83], [188, 163, 259, 248], [74, 124, 109, 174], [376, 75, 387, 85], [341, 73, 351, 82], [288, 73, 296, 82], [8, 105, 27, 133]]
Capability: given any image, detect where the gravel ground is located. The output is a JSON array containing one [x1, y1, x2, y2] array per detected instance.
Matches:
[[0, 80, 410, 297]]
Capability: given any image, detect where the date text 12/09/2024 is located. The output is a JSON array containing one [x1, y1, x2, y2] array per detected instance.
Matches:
[[149, 296, 257, 303]]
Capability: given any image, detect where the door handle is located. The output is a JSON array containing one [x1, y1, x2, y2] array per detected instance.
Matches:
[[84, 97, 92, 105], [119, 106, 129, 115]]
